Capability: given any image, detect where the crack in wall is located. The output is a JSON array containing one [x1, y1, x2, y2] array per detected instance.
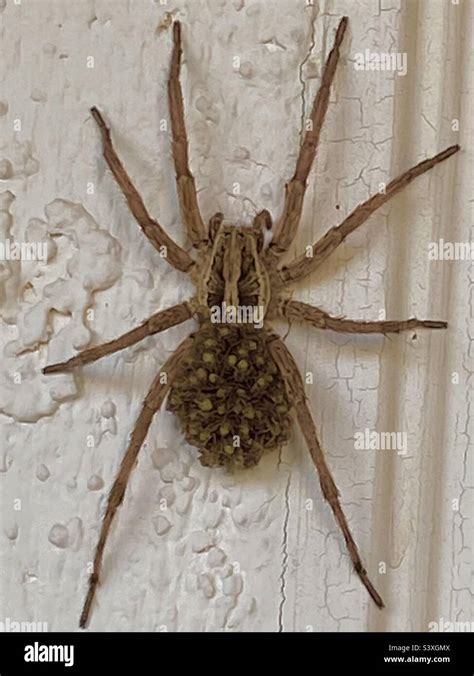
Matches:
[[298, 5, 318, 146], [277, 467, 291, 632], [276, 3, 318, 634]]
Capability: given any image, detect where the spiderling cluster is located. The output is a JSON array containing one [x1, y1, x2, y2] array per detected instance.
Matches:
[[168, 322, 293, 469]]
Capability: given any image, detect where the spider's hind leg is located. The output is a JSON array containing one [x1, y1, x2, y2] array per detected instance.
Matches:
[[269, 336, 384, 610], [79, 336, 193, 628]]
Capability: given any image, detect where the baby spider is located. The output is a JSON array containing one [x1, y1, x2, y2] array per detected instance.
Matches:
[[43, 17, 459, 628]]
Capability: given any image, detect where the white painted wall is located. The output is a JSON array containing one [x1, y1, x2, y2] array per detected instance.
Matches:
[[0, 0, 472, 632]]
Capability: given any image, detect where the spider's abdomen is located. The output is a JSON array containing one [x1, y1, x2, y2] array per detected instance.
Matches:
[[168, 322, 293, 469]]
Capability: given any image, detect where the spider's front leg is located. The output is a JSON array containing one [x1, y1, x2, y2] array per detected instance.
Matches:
[[89, 106, 194, 273], [265, 16, 348, 264], [168, 22, 208, 250], [79, 336, 193, 628], [280, 144, 460, 285], [268, 337, 384, 610], [281, 300, 447, 334]]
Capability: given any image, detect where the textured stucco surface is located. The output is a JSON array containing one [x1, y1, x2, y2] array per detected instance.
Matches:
[[0, 0, 472, 632]]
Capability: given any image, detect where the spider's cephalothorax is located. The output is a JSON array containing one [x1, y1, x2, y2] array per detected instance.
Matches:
[[42, 17, 459, 627], [192, 222, 272, 314], [168, 322, 292, 469]]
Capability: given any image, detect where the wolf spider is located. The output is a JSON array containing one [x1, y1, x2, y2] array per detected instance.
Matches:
[[43, 17, 459, 628]]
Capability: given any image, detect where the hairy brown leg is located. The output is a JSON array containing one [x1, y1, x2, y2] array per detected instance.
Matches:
[[79, 336, 193, 628], [282, 299, 447, 333], [43, 301, 194, 374], [266, 16, 348, 262], [269, 337, 384, 610], [281, 144, 460, 284], [169, 22, 208, 249], [90, 106, 194, 273]]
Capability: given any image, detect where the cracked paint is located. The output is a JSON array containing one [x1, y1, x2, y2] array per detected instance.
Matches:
[[278, 464, 292, 632]]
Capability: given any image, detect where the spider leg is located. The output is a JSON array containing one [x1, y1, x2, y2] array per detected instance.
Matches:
[[269, 336, 384, 610], [280, 144, 460, 285], [266, 16, 348, 263], [43, 301, 193, 374], [90, 106, 194, 273], [169, 22, 208, 249], [79, 336, 193, 628], [282, 300, 447, 333]]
